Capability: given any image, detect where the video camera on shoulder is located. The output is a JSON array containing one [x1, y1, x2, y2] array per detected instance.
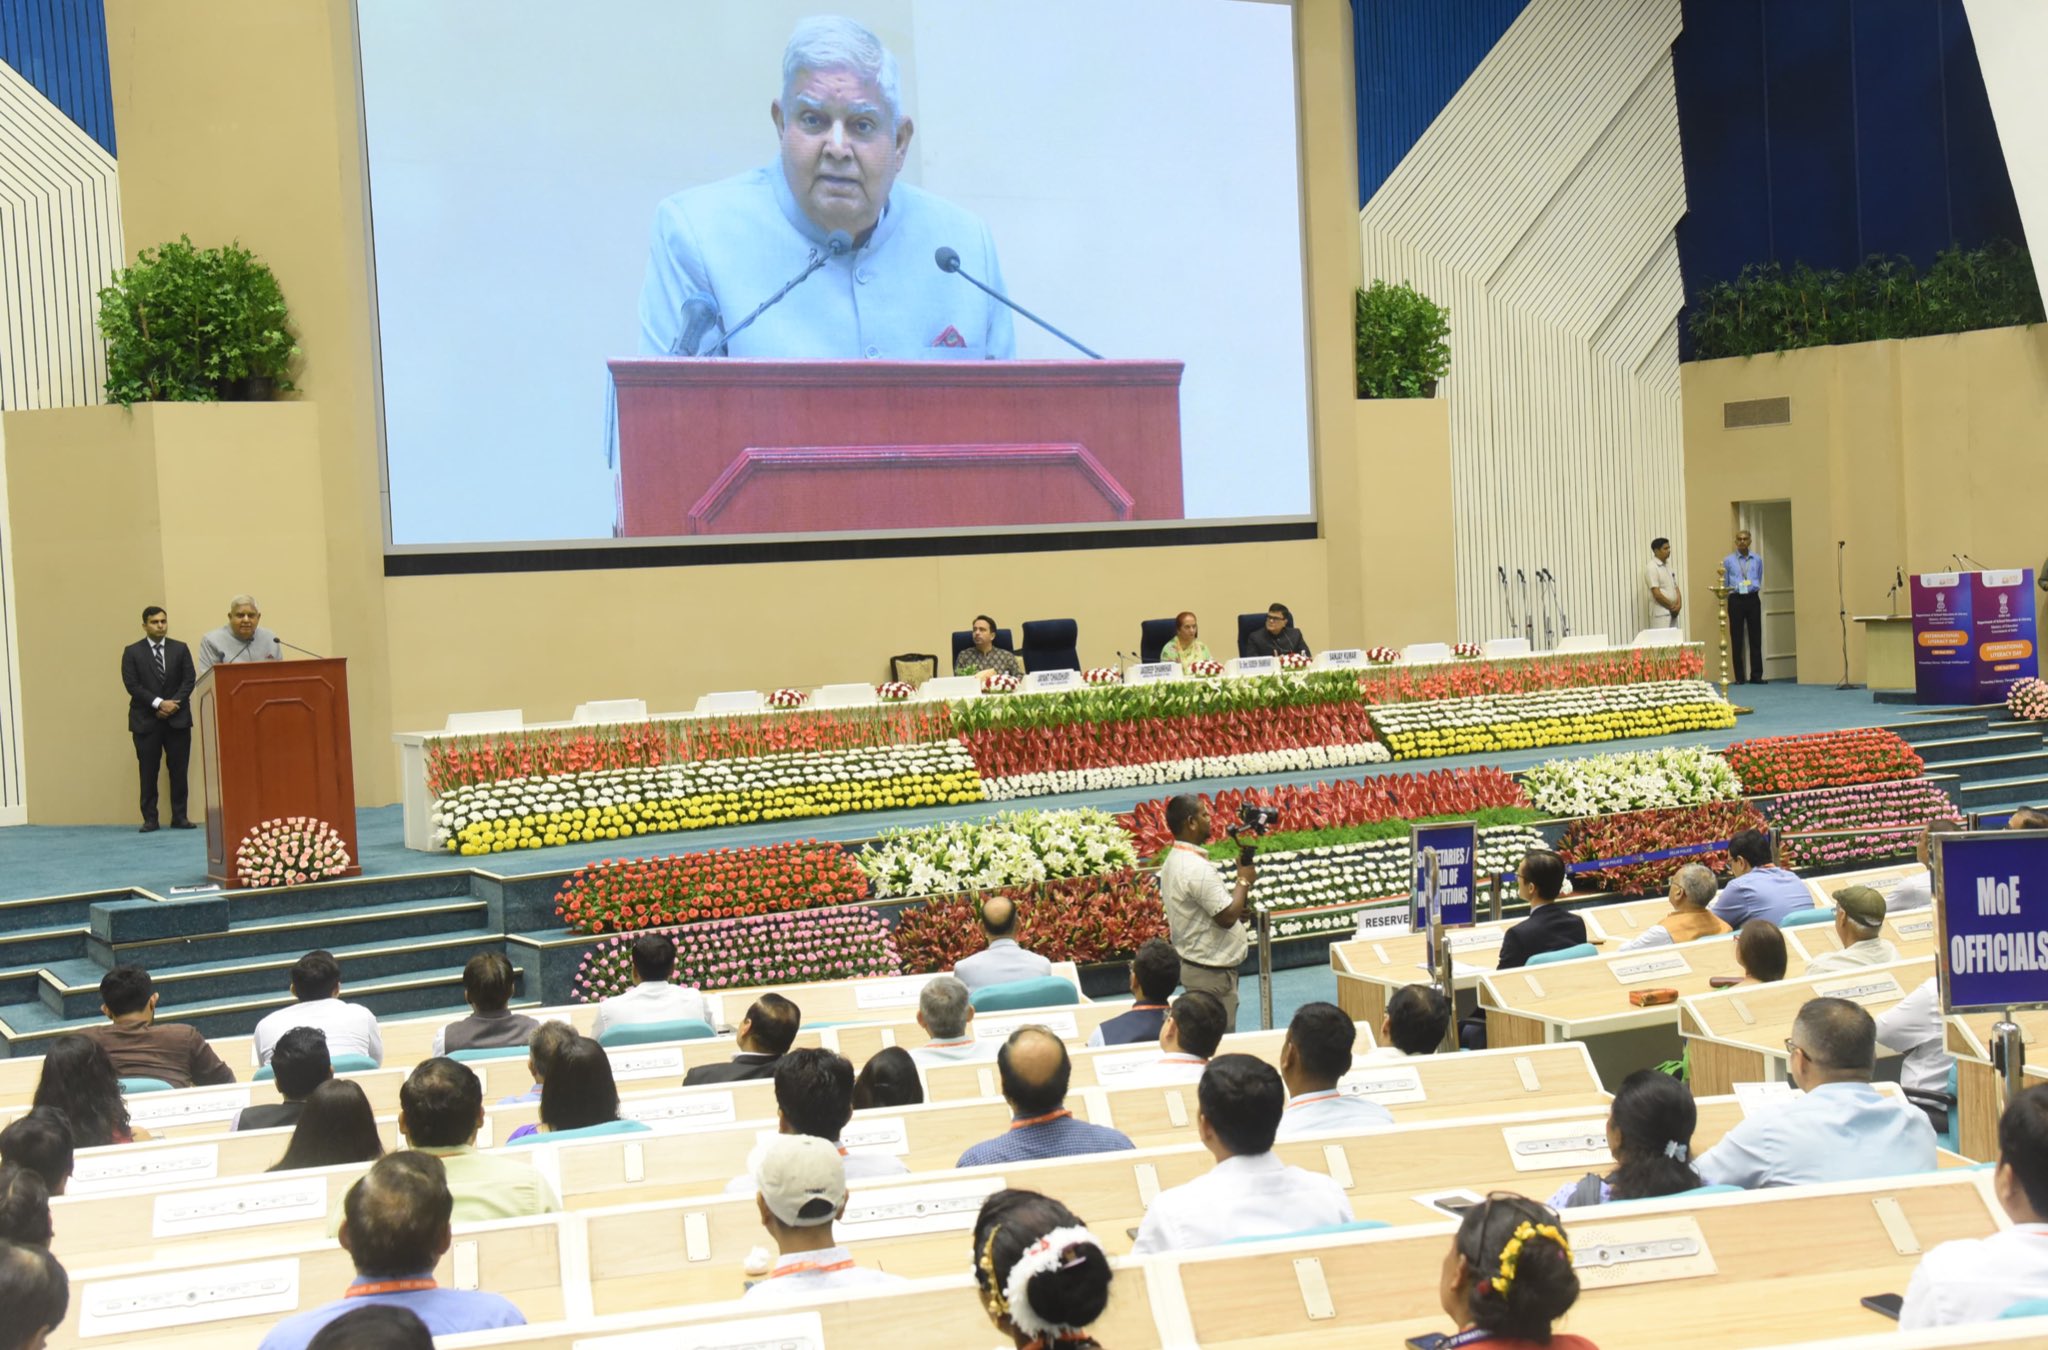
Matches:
[[1225, 803, 1279, 866]]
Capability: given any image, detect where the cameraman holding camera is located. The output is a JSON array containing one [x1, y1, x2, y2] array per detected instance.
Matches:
[[1159, 794, 1260, 1028]]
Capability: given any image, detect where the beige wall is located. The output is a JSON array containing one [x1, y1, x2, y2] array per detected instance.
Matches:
[[1681, 326, 2048, 686]]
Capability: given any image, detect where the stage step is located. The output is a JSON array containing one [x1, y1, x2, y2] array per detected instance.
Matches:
[[92, 894, 493, 969], [1906, 730, 2048, 764], [1884, 713, 1991, 744], [1955, 772, 2048, 814], [1919, 747, 2048, 787]]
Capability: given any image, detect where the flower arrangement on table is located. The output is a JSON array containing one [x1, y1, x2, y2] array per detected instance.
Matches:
[[876, 681, 915, 703], [856, 809, 1140, 898], [1082, 667, 1123, 686], [893, 870, 1166, 971], [553, 840, 870, 935], [1353, 645, 1706, 705], [1247, 824, 1548, 940], [1766, 779, 1962, 870], [1187, 659, 1224, 678], [433, 741, 985, 853], [767, 688, 809, 710], [1720, 728, 1923, 794], [979, 670, 1020, 693], [1519, 746, 1743, 818], [1453, 643, 1482, 660], [1119, 766, 1529, 855], [235, 816, 352, 888], [1278, 651, 1313, 671], [573, 905, 900, 1001], [2008, 678, 2048, 723], [1367, 681, 1733, 760], [1365, 646, 1400, 665], [1558, 799, 1768, 896]]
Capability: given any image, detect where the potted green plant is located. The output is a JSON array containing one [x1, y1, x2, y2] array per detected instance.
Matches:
[[97, 235, 299, 406], [1354, 279, 1451, 398]]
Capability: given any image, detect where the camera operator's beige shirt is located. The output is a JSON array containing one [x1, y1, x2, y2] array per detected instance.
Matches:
[[1161, 842, 1249, 969]]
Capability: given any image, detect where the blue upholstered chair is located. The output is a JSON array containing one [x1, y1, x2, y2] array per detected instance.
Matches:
[[1999, 1299, 2048, 1320], [507, 1118, 651, 1146], [1526, 942, 1598, 967], [118, 1077, 176, 1095], [1020, 619, 1081, 673], [1780, 907, 1834, 927], [1225, 1219, 1389, 1245], [256, 1053, 377, 1081], [969, 977, 1080, 1012], [450, 1045, 533, 1062], [1236, 613, 1267, 658], [1139, 618, 1177, 663], [596, 1019, 715, 1047], [950, 627, 1015, 674]]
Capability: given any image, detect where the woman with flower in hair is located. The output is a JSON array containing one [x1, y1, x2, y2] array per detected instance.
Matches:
[[1549, 1069, 1699, 1209], [972, 1188, 1113, 1350], [1438, 1193, 1597, 1348]]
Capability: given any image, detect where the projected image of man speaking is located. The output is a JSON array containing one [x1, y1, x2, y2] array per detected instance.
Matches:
[[635, 15, 1015, 361]]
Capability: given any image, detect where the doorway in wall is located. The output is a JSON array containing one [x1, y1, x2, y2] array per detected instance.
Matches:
[[1735, 500, 1798, 683]]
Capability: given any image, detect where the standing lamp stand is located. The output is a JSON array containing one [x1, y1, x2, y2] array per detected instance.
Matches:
[[1712, 584, 1754, 716]]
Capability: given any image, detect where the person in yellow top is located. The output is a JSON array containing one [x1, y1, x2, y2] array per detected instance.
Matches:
[[1160, 612, 1212, 668]]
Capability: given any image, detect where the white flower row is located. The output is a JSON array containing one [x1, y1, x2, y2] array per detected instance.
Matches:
[[1519, 745, 1743, 818], [857, 809, 1139, 898], [1367, 680, 1726, 732], [1239, 825, 1548, 915], [978, 742, 1391, 803]]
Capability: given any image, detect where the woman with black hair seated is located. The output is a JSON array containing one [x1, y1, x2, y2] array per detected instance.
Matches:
[[972, 1188, 1113, 1350], [32, 1036, 143, 1147], [1437, 1193, 1597, 1349], [1549, 1069, 1699, 1209], [269, 1079, 385, 1172], [851, 1046, 924, 1111]]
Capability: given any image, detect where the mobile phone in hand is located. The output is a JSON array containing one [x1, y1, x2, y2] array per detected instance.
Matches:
[[1405, 1335, 1451, 1350], [1860, 1293, 1903, 1320]]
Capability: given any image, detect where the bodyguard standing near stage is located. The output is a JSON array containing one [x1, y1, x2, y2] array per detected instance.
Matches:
[[121, 605, 197, 832], [1722, 530, 1765, 684]]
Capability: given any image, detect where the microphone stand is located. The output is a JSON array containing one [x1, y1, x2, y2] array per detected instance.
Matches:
[[935, 250, 1102, 358], [1497, 567, 1516, 636], [1551, 569, 1571, 639], [1836, 540, 1853, 690], [1537, 570, 1556, 651], [714, 234, 850, 355], [1517, 570, 1534, 647]]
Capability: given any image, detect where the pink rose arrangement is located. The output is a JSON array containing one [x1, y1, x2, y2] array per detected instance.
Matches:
[[235, 816, 352, 888], [572, 905, 899, 1001], [2008, 678, 2048, 723], [1769, 779, 1962, 869]]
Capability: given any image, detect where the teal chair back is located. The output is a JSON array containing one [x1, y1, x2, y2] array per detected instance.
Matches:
[[507, 1118, 650, 1146], [1225, 1219, 1389, 1245], [450, 1045, 531, 1062], [1999, 1299, 2048, 1320], [969, 977, 1080, 1012], [119, 1077, 176, 1094], [1526, 943, 1597, 967], [256, 1053, 377, 1081], [1781, 907, 1834, 928], [596, 1019, 715, 1048]]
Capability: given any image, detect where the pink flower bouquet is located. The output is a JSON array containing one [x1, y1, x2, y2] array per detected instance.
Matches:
[[235, 816, 352, 888]]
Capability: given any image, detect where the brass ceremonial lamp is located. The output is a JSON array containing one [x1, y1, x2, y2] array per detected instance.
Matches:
[[1710, 583, 1754, 716]]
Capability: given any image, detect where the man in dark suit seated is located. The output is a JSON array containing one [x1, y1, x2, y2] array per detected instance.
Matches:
[[682, 994, 801, 1084], [1462, 849, 1585, 1050], [120, 605, 198, 832], [1245, 602, 1309, 658], [1087, 938, 1179, 1047]]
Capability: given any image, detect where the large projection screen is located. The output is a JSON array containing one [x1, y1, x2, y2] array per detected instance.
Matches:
[[358, 1, 1313, 553]]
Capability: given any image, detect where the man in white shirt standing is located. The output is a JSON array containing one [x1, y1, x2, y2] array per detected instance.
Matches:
[[590, 933, 707, 1040], [951, 897, 1052, 991], [1131, 1054, 1352, 1252], [1645, 536, 1681, 630], [254, 950, 383, 1067], [1801, 886, 1898, 977], [1275, 1002, 1391, 1140], [1902, 1084, 2048, 1327], [741, 1134, 907, 1306], [1157, 794, 1256, 1028], [906, 975, 984, 1068], [1127, 990, 1227, 1087]]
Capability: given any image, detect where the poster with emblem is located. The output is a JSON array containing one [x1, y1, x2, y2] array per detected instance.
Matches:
[[1912, 569, 2037, 705]]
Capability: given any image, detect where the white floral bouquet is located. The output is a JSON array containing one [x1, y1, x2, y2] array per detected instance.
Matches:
[[2008, 677, 2048, 723], [857, 807, 1140, 898], [876, 681, 914, 702], [236, 816, 352, 888], [1366, 646, 1399, 664], [980, 670, 1020, 693], [1278, 651, 1313, 671], [767, 688, 809, 709], [1082, 667, 1123, 685], [1453, 642, 1482, 660], [1188, 659, 1224, 677], [1519, 745, 1743, 818], [1235, 825, 1546, 938], [978, 742, 1389, 802]]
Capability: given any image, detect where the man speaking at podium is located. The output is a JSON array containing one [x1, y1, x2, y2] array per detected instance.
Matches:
[[636, 15, 1014, 361], [197, 594, 283, 675]]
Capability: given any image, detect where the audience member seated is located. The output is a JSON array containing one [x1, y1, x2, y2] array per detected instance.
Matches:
[[305, 1305, 432, 1350], [0, 1110, 74, 1197], [730, 1049, 909, 1189], [270, 1079, 385, 1172], [1802, 884, 1898, 975], [1549, 1069, 1699, 1209], [1708, 829, 1812, 927], [0, 1165, 52, 1247], [1086, 937, 1178, 1047], [952, 896, 1053, 991], [1129, 990, 1228, 1086], [851, 1047, 924, 1110], [957, 1028, 1135, 1166], [2011, 807, 2048, 830], [238, 1027, 333, 1132], [1366, 984, 1452, 1061], [432, 952, 540, 1056], [1159, 611, 1212, 669], [1887, 821, 1941, 913], [956, 614, 1024, 679], [1245, 602, 1309, 658], [1497, 849, 1583, 970], [257, 1152, 526, 1350], [33, 1036, 142, 1147], [908, 975, 983, 1067], [1434, 1193, 1598, 1350], [972, 1189, 1114, 1350], [1275, 1002, 1391, 1140], [507, 1037, 650, 1145], [255, 950, 383, 1067], [682, 994, 801, 1084], [398, 1058, 561, 1221], [589, 933, 706, 1040], [1875, 976, 1954, 1130], [1615, 865, 1729, 951], [79, 965, 236, 1088], [0, 1240, 68, 1350], [1902, 1084, 2048, 1327], [742, 1134, 908, 1306], [1131, 1055, 1351, 1251], [1733, 918, 1788, 984], [499, 1020, 579, 1105], [1696, 997, 1936, 1188]]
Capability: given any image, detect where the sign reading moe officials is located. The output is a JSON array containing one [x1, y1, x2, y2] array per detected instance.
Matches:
[[1934, 832, 2048, 1014]]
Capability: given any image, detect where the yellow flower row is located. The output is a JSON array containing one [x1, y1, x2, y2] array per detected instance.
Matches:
[[1379, 704, 1736, 761]]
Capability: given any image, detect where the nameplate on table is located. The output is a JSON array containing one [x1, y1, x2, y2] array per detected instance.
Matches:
[[839, 1175, 1005, 1241], [1815, 973, 1905, 1005], [1501, 1119, 1612, 1172], [853, 974, 937, 1010], [1022, 668, 1078, 692], [1447, 929, 1507, 953], [1569, 1216, 1717, 1289], [837, 1114, 911, 1156], [1355, 907, 1410, 937], [153, 1175, 328, 1238], [605, 1046, 686, 1081], [1229, 656, 1278, 677], [1318, 649, 1366, 669], [975, 1010, 1079, 1043], [79, 1256, 300, 1338], [1089, 1049, 1164, 1082], [1125, 661, 1182, 684], [1733, 1080, 1794, 1117], [575, 1310, 825, 1350], [71, 1143, 221, 1194], [1338, 1066, 1425, 1106], [1893, 917, 1935, 941], [1612, 954, 1692, 985], [126, 1085, 252, 1130], [622, 1090, 739, 1129]]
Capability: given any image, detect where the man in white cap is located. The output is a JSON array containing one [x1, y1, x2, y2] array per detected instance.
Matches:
[[742, 1134, 906, 1306], [1801, 885, 1898, 976]]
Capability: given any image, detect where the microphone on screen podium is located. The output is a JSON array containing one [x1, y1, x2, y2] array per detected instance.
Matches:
[[677, 296, 723, 357], [278, 638, 328, 659], [711, 230, 853, 356], [933, 246, 1104, 359]]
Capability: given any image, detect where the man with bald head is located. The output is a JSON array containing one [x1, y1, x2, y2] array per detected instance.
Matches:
[[196, 594, 283, 675], [950, 895, 1052, 992], [956, 1027, 1134, 1166]]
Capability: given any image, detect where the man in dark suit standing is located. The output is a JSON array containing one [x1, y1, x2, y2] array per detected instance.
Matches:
[[121, 606, 197, 832]]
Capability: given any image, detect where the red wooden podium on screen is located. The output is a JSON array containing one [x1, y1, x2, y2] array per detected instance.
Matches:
[[194, 659, 362, 887], [608, 359, 1186, 536]]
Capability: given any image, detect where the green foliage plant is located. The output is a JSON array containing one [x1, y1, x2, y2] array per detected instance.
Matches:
[[96, 235, 300, 405], [1354, 279, 1451, 398]]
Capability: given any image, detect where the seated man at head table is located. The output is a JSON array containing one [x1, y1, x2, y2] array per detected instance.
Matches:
[[1087, 936, 1178, 1047], [682, 993, 801, 1084], [1800, 884, 1897, 976], [195, 592, 283, 675], [1275, 1002, 1391, 1140], [1708, 828, 1815, 928], [590, 931, 707, 1041], [1126, 989, 1229, 1087], [1244, 601, 1309, 658], [951, 894, 1053, 991], [78, 964, 237, 1088], [397, 1058, 560, 1223], [907, 975, 986, 1068], [1130, 1054, 1352, 1252], [955, 614, 1025, 680], [1694, 996, 1936, 1189], [957, 1028, 1134, 1167], [1613, 864, 1729, 951], [1902, 1083, 2048, 1327], [740, 1134, 910, 1306], [1363, 983, 1452, 1062], [254, 949, 383, 1068], [433, 951, 540, 1056], [236, 1027, 332, 1132], [727, 1048, 911, 1195]]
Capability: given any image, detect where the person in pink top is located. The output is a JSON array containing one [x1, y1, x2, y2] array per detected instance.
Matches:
[[1432, 1193, 1599, 1350]]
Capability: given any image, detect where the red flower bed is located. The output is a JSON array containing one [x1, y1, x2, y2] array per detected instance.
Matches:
[[1720, 728, 1923, 795], [1118, 767, 1528, 855], [962, 703, 1379, 781], [554, 840, 871, 935], [1558, 800, 1768, 897], [1353, 647, 1704, 704], [893, 870, 1168, 971]]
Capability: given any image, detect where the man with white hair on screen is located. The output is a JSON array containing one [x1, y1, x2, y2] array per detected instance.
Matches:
[[197, 594, 284, 674]]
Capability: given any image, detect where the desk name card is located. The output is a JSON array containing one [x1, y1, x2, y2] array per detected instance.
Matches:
[[1229, 656, 1278, 676], [1125, 662, 1182, 684], [1023, 669, 1078, 692], [1318, 649, 1366, 668]]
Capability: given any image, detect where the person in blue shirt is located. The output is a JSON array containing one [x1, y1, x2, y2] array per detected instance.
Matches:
[[1722, 530, 1765, 683], [1708, 829, 1816, 927], [636, 16, 1013, 362], [1087, 938, 1178, 1047], [1274, 1002, 1391, 1140], [957, 1028, 1135, 1167]]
